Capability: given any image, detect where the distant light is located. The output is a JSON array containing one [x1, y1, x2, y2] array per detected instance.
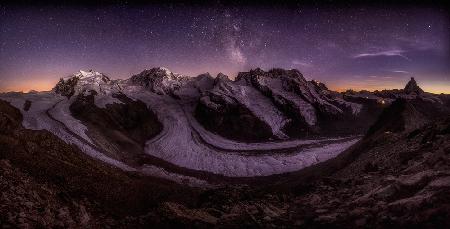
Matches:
[[381, 100, 385, 104]]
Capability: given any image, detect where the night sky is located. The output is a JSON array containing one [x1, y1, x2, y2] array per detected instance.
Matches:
[[0, 2, 449, 93]]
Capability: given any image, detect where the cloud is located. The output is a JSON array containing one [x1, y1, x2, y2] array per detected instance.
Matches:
[[391, 70, 409, 74], [292, 60, 313, 67], [353, 50, 411, 61]]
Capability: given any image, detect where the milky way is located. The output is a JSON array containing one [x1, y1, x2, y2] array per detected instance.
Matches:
[[0, 2, 449, 92]]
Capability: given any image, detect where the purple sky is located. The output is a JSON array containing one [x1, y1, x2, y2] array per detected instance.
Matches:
[[0, 2, 449, 93]]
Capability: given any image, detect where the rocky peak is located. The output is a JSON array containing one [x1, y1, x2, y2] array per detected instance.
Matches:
[[269, 68, 304, 80], [75, 69, 102, 78], [77, 70, 111, 85], [249, 68, 266, 76], [310, 80, 328, 91], [132, 67, 187, 82], [130, 67, 188, 95], [404, 77, 424, 94], [216, 73, 228, 80], [214, 73, 231, 85], [131, 67, 174, 82], [235, 68, 307, 85], [54, 70, 117, 98], [196, 72, 213, 79]]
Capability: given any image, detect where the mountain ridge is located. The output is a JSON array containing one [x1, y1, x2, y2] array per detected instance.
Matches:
[[1, 67, 448, 180]]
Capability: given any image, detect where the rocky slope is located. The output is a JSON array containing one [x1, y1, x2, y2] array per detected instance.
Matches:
[[196, 68, 386, 140], [69, 90, 163, 166], [195, 73, 277, 141], [130, 67, 190, 96], [54, 70, 121, 98]]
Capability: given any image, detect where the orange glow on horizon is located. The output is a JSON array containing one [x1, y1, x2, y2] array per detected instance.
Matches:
[[329, 77, 450, 95], [0, 79, 56, 93], [331, 85, 450, 94]]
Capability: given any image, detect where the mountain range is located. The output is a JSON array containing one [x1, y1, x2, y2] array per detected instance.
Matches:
[[1, 67, 449, 227]]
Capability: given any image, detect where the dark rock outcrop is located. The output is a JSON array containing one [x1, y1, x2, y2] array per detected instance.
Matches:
[[0, 100, 22, 133], [196, 95, 274, 142], [404, 77, 424, 94], [23, 100, 32, 111], [53, 77, 79, 98], [69, 91, 162, 164], [366, 99, 428, 137]]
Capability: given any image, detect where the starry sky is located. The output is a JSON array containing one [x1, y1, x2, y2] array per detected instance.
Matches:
[[0, 2, 449, 93]]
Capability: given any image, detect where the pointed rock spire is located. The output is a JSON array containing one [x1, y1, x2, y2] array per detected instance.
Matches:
[[404, 77, 424, 94]]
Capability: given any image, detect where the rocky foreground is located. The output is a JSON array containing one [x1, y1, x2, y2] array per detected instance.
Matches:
[[1, 94, 449, 227]]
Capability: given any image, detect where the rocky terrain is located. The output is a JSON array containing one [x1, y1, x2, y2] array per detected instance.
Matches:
[[1, 67, 449, 227], [196, 68, 381, 140]]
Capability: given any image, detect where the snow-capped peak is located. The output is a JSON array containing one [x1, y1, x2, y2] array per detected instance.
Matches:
[[75, 69, 103, 78], [159, 67, 172, 75], [74, 70, 110, 83], [54, 69, 118, 98], [130, 67, 190, 95]]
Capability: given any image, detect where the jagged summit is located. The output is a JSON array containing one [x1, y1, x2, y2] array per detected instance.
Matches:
[[310, 80, 328, 91], [196, 67, 367, 140], [216, 72, 229, 80], [212, 72, 230, 85], [404, 77, 424, 94], [235, 68, 305, 82], [54, 70, 117, 98], [75, 69, 103, 78], [139, 67, 173, 77], [130, 67, 189, 95]]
